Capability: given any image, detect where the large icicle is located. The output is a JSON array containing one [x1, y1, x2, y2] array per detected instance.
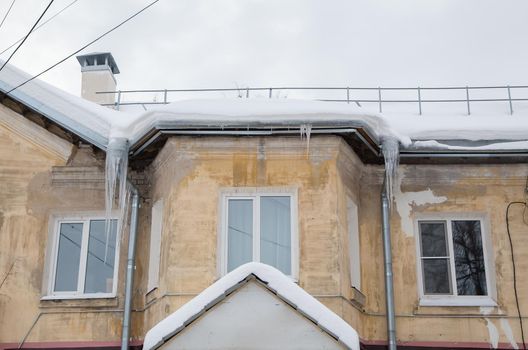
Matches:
[[300, 124, 312, 153], [381, 137, 400, 206], [105, 137, 130, 261]]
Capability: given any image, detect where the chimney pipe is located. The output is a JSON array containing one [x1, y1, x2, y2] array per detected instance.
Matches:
[[76, 52, 120, 106]]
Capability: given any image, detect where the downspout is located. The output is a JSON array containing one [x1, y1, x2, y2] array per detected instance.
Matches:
[[381, 182, 397, 350], [381, 137, 399, 350], [121, 183, 140, 350]]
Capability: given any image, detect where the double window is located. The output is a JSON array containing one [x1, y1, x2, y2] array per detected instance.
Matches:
[[46, 216, 119, 298], [416, 216, 495, 306], [220, 189, 298, 278]]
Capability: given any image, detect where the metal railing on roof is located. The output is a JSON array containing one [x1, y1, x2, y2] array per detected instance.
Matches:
[[96, 85, 528, 115]]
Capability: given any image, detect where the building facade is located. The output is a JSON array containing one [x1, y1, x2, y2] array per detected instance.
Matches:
[[0, 54, 527, 349]]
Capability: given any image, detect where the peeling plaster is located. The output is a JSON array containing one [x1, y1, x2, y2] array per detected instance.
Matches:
[[394, 169, 447, 237], [480, 307, 519, 350], [480, 308, 500, 350], [500, 318, 519, 349], [486, 318, 500, 349]]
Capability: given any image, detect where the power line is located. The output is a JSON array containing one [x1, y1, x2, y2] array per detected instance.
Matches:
[[0, 0, 17, 31], [4, 0, 161, 95], [0, 0, 55, 72], [0, 0, 79, 57], [506, 201, 527, 350]]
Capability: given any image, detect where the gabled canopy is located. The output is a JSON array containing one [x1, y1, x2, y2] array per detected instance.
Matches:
[[143, 262, 360, 350]]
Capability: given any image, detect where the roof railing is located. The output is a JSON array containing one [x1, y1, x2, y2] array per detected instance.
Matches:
[[96, 85, 528, 115]]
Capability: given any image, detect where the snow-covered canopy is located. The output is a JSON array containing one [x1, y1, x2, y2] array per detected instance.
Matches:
[[143, 262, 360, 350], [1, 60, 528, 153]]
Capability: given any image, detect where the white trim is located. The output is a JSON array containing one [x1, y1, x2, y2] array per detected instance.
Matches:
[[46, 214, 120, 299], [414, 212, 496, 307], [347, 197, 361, 291], [147, 199, 164, 293], [218, 187, 299, 280], [41, 293, 116, 301], [419, 296, 497, 307]]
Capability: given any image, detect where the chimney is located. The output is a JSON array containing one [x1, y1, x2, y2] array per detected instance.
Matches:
[[76, 52, 120, 106]]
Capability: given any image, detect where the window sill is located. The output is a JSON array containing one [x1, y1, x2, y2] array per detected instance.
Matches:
[[419, 296, 497, 307], [41, 293, 116, 301], [350, 287, 366, 308]]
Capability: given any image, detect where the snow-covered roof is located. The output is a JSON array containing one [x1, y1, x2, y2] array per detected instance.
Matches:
[[1, 60, 528, 154], [143, 262, 360, 350], [0, 60, 119, 149]]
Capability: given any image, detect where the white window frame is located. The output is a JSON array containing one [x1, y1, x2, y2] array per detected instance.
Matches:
[[218, 187, 299, 280], [414, 213, 496, 307], [43, 213, 120, 300]]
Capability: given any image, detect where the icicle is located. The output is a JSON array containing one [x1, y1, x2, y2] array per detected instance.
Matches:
[[105, 137, 129, 262], [381, 137, 400, 207], [117, 183, 132, 244], [299, 124, 312, 153]]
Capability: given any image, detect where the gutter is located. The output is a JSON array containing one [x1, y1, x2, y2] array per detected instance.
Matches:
[[121, 183, 140, 350], [129, 126, 380, 158]]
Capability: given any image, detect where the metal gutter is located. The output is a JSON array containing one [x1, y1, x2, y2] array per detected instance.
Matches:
[[121, 183, 140, 350], [129, 126, 380, 158]]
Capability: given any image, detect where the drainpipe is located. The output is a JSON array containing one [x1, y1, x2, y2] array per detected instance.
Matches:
[[121, 183, 140, 350], [381, 182, 397, 350], [381, 137, 399, 350]]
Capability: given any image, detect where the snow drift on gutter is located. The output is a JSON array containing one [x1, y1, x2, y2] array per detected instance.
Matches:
[[142, 262, 360, 350], [110, 98, 409, 146]]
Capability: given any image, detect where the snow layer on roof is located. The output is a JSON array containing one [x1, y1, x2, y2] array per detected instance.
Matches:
[[384, 113, 528, 142], [1, 61, 528, 151], [111, 98, 406, 145], [412, 140, 528, 151], [142, 262, 360, 350], [0, 60, 125, 147]]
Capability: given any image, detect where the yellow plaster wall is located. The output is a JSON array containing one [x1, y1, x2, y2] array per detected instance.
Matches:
[[3, 125, 528, 349], [138, 135, 528, 349], [138, 136, 349, 334], [356, 163, 528, 347], [0, 113, 134, 344]]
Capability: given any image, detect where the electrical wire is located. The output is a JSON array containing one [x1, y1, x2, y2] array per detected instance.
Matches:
[[0, 0, 55, 72], [4, 0, 161, 95], [0, 0, 17, 31], [506, 201, 527, 350], [0, 0, 79, 57]]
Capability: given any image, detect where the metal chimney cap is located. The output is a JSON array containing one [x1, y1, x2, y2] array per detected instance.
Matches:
[[76, 52, 120, 74]]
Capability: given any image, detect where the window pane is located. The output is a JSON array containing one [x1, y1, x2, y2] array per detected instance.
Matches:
[[419, 222, 448, 257], [84, 220, 118, 293], [227, 199, 253, 272], [260, 196, 291, 275], [54, 223, 83, 292], [423, 258, 451, 294], [452, 220, 487, 296]]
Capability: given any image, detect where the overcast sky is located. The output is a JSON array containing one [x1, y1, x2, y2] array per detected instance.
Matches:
[[1, 0, 528, 99]]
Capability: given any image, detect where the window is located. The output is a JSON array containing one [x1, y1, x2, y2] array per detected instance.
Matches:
[[347, 198, 361, 290], [416, 216, 495, 306], [220, 189, 298, 278], [147, 199, 163, 292], [46, 216, 119, 298]]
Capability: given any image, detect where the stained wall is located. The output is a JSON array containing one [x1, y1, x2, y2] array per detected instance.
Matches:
[[1, 120, 527, 350]]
